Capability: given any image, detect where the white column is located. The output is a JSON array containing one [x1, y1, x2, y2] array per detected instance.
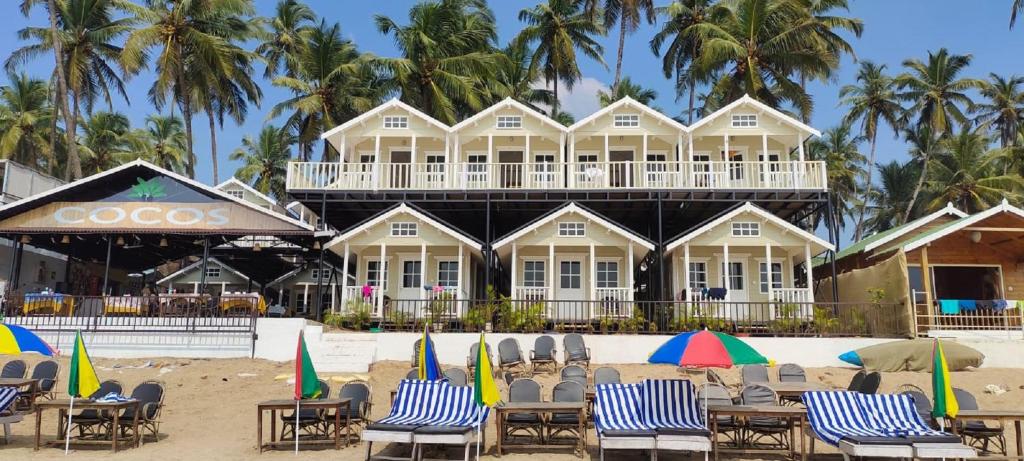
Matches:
[[511, 242, 518, 297], [487, 133, 494, 188], [723, 133, 729, 187], [340, 242, 350, 311], [339, 135, 346, 164], [411, 134, 418, 188], [558, 133, 566, 188], [568, 133, 576, 187], [454, 134, 462, 188], [524, 134, 531, 188], [377, 242, 386, 315], [330, 283, 336, 312], [765, 242, 774, 300], [420, 242, 427, 301], [761, 132, 769, 187], [796, 133, 806, 189], [627, 243, 634, 302], [457, 244, 464, 301], [676, 133, 684, 187], [303, 284, 310, 313], [687, 134, 695, 187], [641, 133, 648, 187], [603, 133, 610, 187], [548, 243, 555, 300], [193, 282, 199, 294], [797, 133, 805, 161], [373, 134, 381, 190], [444, 134, 451, 188], [589, 242, 596, 302], [683, 244, 691, 300], [804, 242, 814, 301], [723, 243, 730, 302]]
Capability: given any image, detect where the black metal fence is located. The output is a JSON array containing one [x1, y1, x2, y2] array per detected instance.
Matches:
[[325, 297, 910, 338]]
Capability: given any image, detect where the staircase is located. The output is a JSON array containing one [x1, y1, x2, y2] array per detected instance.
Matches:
[[308, 329, 378, 373]]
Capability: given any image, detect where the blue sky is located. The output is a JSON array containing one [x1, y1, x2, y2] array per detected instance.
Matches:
[[1, 1, 1022, 241]]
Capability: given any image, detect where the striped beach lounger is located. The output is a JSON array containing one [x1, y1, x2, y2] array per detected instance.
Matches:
[[411, 382, 489, 461], [594, 383, 656, 461], [0, 387, 23, 442], [857, 393, 975, 459], [640, 379, 712, 454]]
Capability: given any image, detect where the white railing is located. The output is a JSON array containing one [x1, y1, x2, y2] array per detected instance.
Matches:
[[514, 286, 548, 301], [769, 288, 815, 319], [594, 287, 633, 318], [287, 160, 828, 191], [341, 286, 385, 317]]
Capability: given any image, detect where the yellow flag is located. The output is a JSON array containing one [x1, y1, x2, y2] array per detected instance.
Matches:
[[472, 333, 500, 407], [68, 331, 100, 398]]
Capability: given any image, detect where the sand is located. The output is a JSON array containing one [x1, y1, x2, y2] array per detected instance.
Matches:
[[2, 355, 1023, 460]]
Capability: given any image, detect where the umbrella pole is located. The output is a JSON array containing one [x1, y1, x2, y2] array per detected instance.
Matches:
[[294, 400, 300, 455], [64, 398, 73, 455], [703, 368, 710, 461]]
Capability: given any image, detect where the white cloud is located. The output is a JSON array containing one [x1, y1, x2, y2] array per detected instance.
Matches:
[[533, 77, 609, 120]]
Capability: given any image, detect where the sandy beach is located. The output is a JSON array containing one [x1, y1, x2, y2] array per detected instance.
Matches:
[[2, 355, 1022, 460]]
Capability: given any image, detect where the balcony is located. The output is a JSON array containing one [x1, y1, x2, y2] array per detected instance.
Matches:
[[287, 160, 828, 192]]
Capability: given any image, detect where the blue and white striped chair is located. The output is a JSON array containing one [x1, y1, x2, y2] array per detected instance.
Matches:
[[641, 379, 712, 455], [0, 387, 22, 443], [857, 393, 975, 459], [411, 382, 489, 461], [593, 383, 656, 461]]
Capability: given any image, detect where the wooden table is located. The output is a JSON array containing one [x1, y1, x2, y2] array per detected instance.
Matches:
[[1, 378, 39, 409], [495, 401, 586, 458], [708, 405, 807, 461], [34, 399, 140, 452], [763, 382, 830, 400], [256, 398, 351, 453], [950, 409, 1024, 460]]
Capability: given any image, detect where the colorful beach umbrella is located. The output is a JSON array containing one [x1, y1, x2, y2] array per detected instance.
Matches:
[[0, 323, 55, 356], [648, 330, 768, 368], [65, 331, 101, 453], [294, 331, 321, 400], [417, 325, 443, 380], [932, 339, 959, 419]]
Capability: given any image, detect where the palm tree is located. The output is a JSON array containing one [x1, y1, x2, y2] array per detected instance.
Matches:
[[896, 48, 984, 136], [901, 124, 941, 225], [255, 0, 316, 79], [1012, 0, 1023, 29], [927, 128, 1024, 212], [138, 114, 187, 173], [269, 20, 379, 162], [973, 73, 1024, 149], [122, 0, 257, 179], [516, 0, 606, 119], [839, 61, 904, 241], [584, 0, 655, 94], [864, 160, 920, 234], [487, 41, 553, 110], [10, 0, 134, 180], [375, 0, 501, 124], [0, 72, 54, 170], [649, 0, 725, 124], [77, 111, 136, 174], [230, 125, 295, 199], [804, 122, 865, 238], [597, 76, 658, 106]]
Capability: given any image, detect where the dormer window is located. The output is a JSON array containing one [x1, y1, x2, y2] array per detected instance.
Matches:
[[496, 115, 522, 129], [613, 114, 639, 127], [731, 114, 757, 128], [383, 116, 408, 129], [558, 222, 586, 237], [205, 266, 221, 278], [731, 221, 760, 237], [390, 222, 418, 237], [225, 190, 243, 199]]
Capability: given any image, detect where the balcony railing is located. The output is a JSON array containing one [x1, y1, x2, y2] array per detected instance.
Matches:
[[287, 160, 828, 191]]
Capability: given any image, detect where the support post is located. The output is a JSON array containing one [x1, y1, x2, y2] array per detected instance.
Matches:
[[377, 242, 386, 317], [568, 133, 576, 188], [603, 133, 610, 188], [804, 242, 814, 302], [825, 195, 840, 303], [457, 244, 464, 301], [419, 243, 427, 303], [373, 134, 381, 190], [722, 243, 730, 302], [723, 133, 730, 187], [589, 242, 596, 310], [340, 242, 351, 313], [548, 243, 555, 301], [102, 236, 114, 296], [511, 243, 518, 298], [410, 134, 417, 188], [339, 135, 346, 163], [315, 246, 326, 322], [761, 133, 769, 187], [627, 243, 634, 302], [765, 243, 774, 319], [921, 245, 934, 327], [684, 244, 691, 300], [7, 239, 21, 289], [656, 195, 664, 300], [687, 134, 695, 187], [524, 134, 531, 187], [484, 195, 492, 291], [198, 237, 210, 295]]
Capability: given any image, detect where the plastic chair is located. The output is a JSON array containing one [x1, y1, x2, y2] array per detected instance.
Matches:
[[563, 334, 591, 368], [741, 364, 769, 386], [498, 338, 527, 376], [846, 370, 866, 391], [444, 368, 468, 386], [858, 372, 881, 394], [741, 384, 790, 449], [593, 367, 620, 385], [530, 335, 557, 374], [560, 365, 588, 388], [547, 381, 585, 442], [506, 379, 544, 443]]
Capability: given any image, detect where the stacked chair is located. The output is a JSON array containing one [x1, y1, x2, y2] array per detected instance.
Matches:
[[529, 336, 557, 374], [803, 390, 975, 460], [363, 379, 487, 461], [593, 379, 712, 461]]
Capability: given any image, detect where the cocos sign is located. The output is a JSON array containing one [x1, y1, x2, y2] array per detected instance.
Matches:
[[54, 205, 230, 227]]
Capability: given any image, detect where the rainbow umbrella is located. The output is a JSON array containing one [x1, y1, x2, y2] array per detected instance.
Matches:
[[0, 323, 55, 356], [648, 329, 767, 368]]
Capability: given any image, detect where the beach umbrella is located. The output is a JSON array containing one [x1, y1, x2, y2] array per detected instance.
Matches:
[[648, 329, 768, 368], [838, 339, 983, 372], [66, 330, 101, 454], [932, 339, 959, 426], [472, 333, 500, 461], [0, 323, 55, 356], [294, 331, 321, 454], [417, 325, 443, 380]]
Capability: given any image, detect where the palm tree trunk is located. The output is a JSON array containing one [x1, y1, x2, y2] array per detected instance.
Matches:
[[551, 74, 559, 119], [687, 74, 696, 125], [612, 19, 626, 95], [903, 154, 930, 225], [206, 106, 219, 184], [177, 44, 195, 179], [48, 83, 58, 175], [853, 133, 878, 241], [47, 0, 81, 181]]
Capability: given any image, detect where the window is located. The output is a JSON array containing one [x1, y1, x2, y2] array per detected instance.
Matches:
[[688, 262, 707, 290], [383, 116, 408, 129], [311, 268, 332, 281], [205, 266, 221, 278], [523, 261, 546, 287], [731, 114, 758, 128], [722, 262, 744, 290], [359, 154, 376, 164], [578, 154, 598, 164], [438, 261, 459, 288], [558, 222, 586, 237], [425, 155, 445, 164], [560, 261, 582, 289], [225, 190, 244, 200], [390, 222, 418, 237], [759, 262, 783, 293], [402, 260, 422, 289], [731, 222, 761, 237], [367, 261, 388, 290], [496, 115, 522, 129], [596, 261, 619, 288], [613, 114, 639, 127]]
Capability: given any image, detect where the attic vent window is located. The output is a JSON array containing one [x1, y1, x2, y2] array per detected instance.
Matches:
[[614, 114, 639, 127], [383, 116, 408, 129], [225, 190, 243, 199], [731, 114, 757, 128], [205, 266, 221, 278], [558, 222, 586, 237], [391, 222, 418, 237], [496, 115, 522, 129], [731, 222, 760, 237]]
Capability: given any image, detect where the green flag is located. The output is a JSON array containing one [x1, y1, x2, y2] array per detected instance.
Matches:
[[294, 331, 320, 399]]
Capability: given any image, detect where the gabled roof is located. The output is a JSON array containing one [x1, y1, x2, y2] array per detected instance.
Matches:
[[894, 200, 1024, 253], [265, 261, 341, 287], [325, 202, 482, 250], [664, 202, 834, 252], [450, 97, 567, 133], [215, 177, 278, 206], [569, 96, 687, 132], [686, 94, 822, 137], [157, 257, 250, 285], [320, 98, 450, 140], [834, 202, 967, 260], [492, 202, 655, 251], [0, 159, 314, 233]]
